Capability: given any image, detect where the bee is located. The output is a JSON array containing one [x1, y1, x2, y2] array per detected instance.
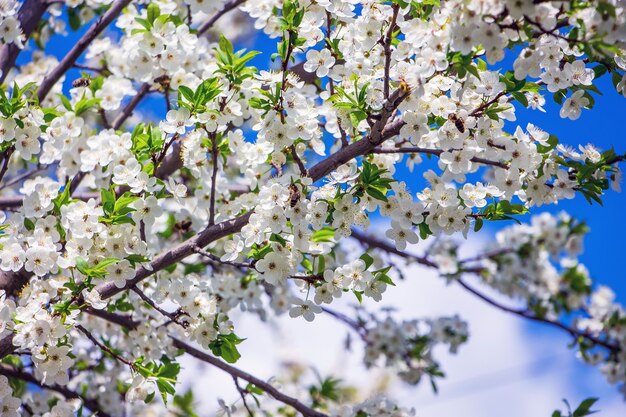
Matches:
[[399, 79, 411, 94], [448, 113, 466, 133], [72, 77, 91, 88], [153, 74, 170, 89], [288, 183, 301, 208], [174, 219, 192, 233]]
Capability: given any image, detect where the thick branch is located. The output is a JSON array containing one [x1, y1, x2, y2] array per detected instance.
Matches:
[[95, 212, 253, 299], [308, 90, 407, 180], [0, 0, 49, 84], [0, 269, 31, 296]]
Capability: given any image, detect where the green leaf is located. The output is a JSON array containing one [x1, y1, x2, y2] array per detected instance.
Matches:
[[365, 186, 388, 202], [511, 91, 528, 108], [573, 398, 598, 417], [376, 273, 395, 286], [360, 253, 374, 269], [156, 379, 175, 405], [316, 255, 326, 275], [52, 181, 72, 215], [269, 233, 287, 246], [474, 217, 483, 232], [209, 333, 244, 364], [74, 97, 100, 116], [76, 258, 90, 276], [311, 227, 336, 243], [113, 194, 138, 215], [147, 3, 160, 23], [219, 35, 234, 56], [68, 7, 81, 30], [58, 94, 73, 111], [612, 72, 623, 89], [418, 223, 432, 240], [537, 134, 559, 154], [101, 188, 115, 216], [178, 85, 195, 103]]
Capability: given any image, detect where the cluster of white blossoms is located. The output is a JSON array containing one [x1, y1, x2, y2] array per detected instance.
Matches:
[[0, 0, 625, 416], [334, 396, 415, 417], [432, 212, 626, 395], [0, 374, 22, 417], [0, 0, 22, 49], [362, 314, 468, 385]]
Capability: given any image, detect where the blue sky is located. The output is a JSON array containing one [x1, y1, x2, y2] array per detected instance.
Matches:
[[26, 11, 626, 414]]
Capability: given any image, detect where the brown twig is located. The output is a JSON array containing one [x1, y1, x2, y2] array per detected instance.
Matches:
[[0, 0, 49, 84], [198, 0, 247, 34], [371, 146, 510, 170], [76, 324, 134, 367], [383, 4, 399, 100], [349, 228, 621, 353], [171, 338, 328, 417], [37, 0, 133, 101]]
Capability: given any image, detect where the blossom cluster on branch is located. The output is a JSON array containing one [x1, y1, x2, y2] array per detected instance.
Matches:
[[0, 0, 625, 416]]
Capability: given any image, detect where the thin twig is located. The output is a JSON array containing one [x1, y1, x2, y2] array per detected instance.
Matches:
[[350, 228, 621, 353], [198, 0, 247, 34], [194, 246, 253, 269], [76, 324, 134, 367], [171, 338, 329, 417], [131, 286, 188, 327], [233, 376, 255, 417], [209, 135, 219, 225], [383, 4, 399, 100], [0, 148, 15, 184], [371, 147, 510, 170]]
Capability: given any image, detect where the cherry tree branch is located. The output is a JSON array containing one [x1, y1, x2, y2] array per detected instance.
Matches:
[[94, 89, 410, 300], [111, 82, 152, 130], [454, 278, 619, 351], [17, 306, 327, 417], [349, 228, 621, 353], [0, 164, 46, 190], [37, 0, 133, 101], [0, 0, 50, 84], [0, 148, 15, 184], [371, 147, 510, 170], [131, 286, 188, 327], [0, 365, 112, 417], [76, 324, 134, 367], [197, 0, 247, 35], [382, 4, 399, 100], [171, 338, 328, 417]]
